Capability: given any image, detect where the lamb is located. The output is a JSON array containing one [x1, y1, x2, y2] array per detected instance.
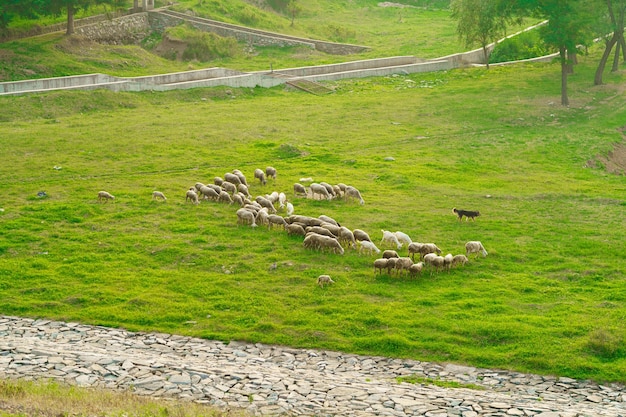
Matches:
[[266, 166, 277, 180], [236, 208, 257, 227], [317, 274, 335, 288], [353, 229, 372, 242], [310, 183, 331, 200], [267, 214, 288, 230], [185, 188, 199, 204], [373, 258, 388, 274], [466, 241, 488, 257], [152, 191, 167, 201], [418, 243, 442, 259], [267, 191, 280, 204], [408, 242, 423, 261], [381, 230, 402, 249], [394, 231, 412, 246], [97, 191, 115, 203], [358, 240, 380, 255], [408, 262, 423, 278], [382, 250, 399, 259], [344, 185, 365, 205], [221, 181, 237, 195], [293, 183, 307, 197], [254, 168, 267, 185], [451, 254, 469, 267], [224, 173, 242, 186]]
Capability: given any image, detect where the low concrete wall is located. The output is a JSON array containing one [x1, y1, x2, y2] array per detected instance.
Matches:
[[300, 60, 452, 83], [129, 67, 244, 85], [0, 73, 120, 94], [271, 56, 419, 77]]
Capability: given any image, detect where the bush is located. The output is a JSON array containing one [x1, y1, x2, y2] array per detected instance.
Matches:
[[587, 328, 624, 359], [489, 30, 551, 64], [166, 25, 240, 61]]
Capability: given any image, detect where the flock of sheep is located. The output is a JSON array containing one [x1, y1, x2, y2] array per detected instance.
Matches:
[[97, 166, 488, 286]]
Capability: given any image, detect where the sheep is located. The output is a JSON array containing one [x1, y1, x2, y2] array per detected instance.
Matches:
[[199, 186, 219, 201], [394, 231, 412, 246], [353, 229, 372, 242], [98, 191, 115, 203], [237, 183, 251, 198], [423, 253, 439, 267], [336, 183, 347, 194], [185, 188, 199, 204], [319, 182, 336, 198], [152, 191, 167, 201], [382, 250, 399, 259], [451, 254, 469, 267], [303, 233, 323, 250], [221, 181, 237, 195], [373, 258, 388, 274], [310, 183, 331, 200], [278, 192, 287, 209], [267, 191, 280, 204], [408, 262, 423, 278], [232, 193, 244, 207], [395, 257, 414, 275], [254, 169, 267, 185], [319, 236, 344, 255], [236, 208, 257, 227], [337, 227, 357, 249], [443, 253, 454, 271], [232, 169, 248, 186], [431, 256, 445, 273], [466, 241, 488, 258], [286, 223, 306, 237], [408, 242, 423, 261], [194, 182, 206, 192], [218, 190, 233, 204], [319, 222, 341, 237], [266, 166, 277, 180], [255, 208, 269, 226], [224, 173, 242, 186], [332, 185, 342, 197], [306, 226, 336, 238], [358, 240, 381, 255], [214, 177, 224, 186], [286, 202, 294, 216], [419, 243, 442, 260], [317, 274, 335, 288], [207, 183, 222, 193], [318, 215, 340, 226], [287, 215, 324, 227], [293, 183, 307, 197], [385, 257, 398, 275], [381, 230, 402, 249], [344, 185, 365, 205], [255, 196, 277, 213], [267, 214, 288, 230]]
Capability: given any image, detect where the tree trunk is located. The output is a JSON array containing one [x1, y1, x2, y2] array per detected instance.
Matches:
[[482, 44, 490, 69], [612, 38, 621, 71], [133, 0, 139, 12], [560, 46, 569, 106], [66, 6, 75, 35], [594, 35, 617, 85]]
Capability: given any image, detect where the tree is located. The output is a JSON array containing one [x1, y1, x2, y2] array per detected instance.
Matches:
[[0, 0, 43, 29], [286, 0, 301, 27], [450, 0, 511, 69], [594, 0, 626, 85]]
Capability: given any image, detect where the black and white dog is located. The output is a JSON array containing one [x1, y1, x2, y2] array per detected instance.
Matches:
[[453, 208, 480, 221]]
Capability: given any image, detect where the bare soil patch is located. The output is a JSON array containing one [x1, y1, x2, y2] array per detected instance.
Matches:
[[588, 126, 626, 175]]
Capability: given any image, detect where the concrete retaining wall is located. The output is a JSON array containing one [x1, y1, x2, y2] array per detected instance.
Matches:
[[0, 74, 120, 94], [75, 13, 151, 44]]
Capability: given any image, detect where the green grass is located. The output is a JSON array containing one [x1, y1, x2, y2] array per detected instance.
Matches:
[[0, 42, 625, 384], [396, 375, 484, 390]]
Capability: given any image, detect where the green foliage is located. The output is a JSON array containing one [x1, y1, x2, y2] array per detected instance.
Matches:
[[489, 29, 551, 63], [166, 24, 240, 61], [587, 328, 625, 359]]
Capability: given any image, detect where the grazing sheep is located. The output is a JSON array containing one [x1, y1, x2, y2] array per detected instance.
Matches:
[[358, 240, 381, 255], [394, 231, 412, 246], [344, 185, 365, 205], [451, 254, 469, 267], [194, 182, 206, 192], [419, 243, 442, 259], [385, 257, 398, 275], [267, 191, 280, 204], [431, 256, 445, 273], [293, 183, 307, 197], [207, 184, 222, 193], [98, 191, 115, 203], [286, 223, 306, 237], [306, 226, 337, 238], [423, 253, 438, 267], [254, 169, 267, 185], [333, 185, 342, 197], [408, 242, 423, 261], [320, 223, 341, 237], [382, 250, 399, 259], [152, 191, 167, 201], [214, 177, 224, 186], [255, 196, 277, 213], [317, 274, 335, 288], [232, 193, 244, 207], [373, 258, 388, 274], [185, 188, 199, 205], [218, 190, 233, 204], [303, 232, 323, 250], [255, 208, 269, 226], [408, 262, 424, 278], [395, 257, 414, 275], [353, 229, 372, 242], [319, 215, 340, 226], [466, 241, 488, 257], [221, 181, 237, 195], [319, 182, 336, 198], [443, 253, 454, 271], [381, 230, 402, 249], [310, 183, 331, 200], [266, 166, 277, 180], [336, 183, 347, 194], [237, 183, 251, 198], [278, 192, 287, 209], [236, 208, 257, 227], [267, 214, 288, 230], [319, 236, 344, 255], [338, 227, 357, 249], [232, 169, 248, 186], [286, 202, 294, 216], [199, 186, 219, 201], [224, 173, 242, 186]]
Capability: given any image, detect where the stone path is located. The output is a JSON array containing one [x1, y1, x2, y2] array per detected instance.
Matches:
[[0, 316, 624, 417]]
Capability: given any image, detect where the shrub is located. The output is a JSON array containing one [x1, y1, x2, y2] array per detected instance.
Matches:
[[166, 25, 240, 61], [489, 30, 551, 63], [587, 328, 624, 359]]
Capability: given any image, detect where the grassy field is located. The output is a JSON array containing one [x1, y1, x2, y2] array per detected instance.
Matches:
[[1, 36, 625, 388]]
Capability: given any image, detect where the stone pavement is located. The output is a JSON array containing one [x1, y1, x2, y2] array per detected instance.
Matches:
[[0, 316, 624, 417]]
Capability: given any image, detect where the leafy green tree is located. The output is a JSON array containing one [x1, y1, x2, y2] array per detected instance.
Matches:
[[450, 0, 511, 69], [594, 0, 626, 85], [0, 0, 43, 29], [286, 0, 301, 27]]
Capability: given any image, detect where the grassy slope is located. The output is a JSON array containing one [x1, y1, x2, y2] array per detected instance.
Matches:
[[0, 42, 625, 384]]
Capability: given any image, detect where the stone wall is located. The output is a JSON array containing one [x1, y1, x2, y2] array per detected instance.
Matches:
[[75, 13, 151, 45]]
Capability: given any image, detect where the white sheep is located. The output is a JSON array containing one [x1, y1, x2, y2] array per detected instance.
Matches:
[[98, 191, 115, 203], [381, 230, 402, 249], [199, 186, 219, 201], [286, 202, 294, 216], [293, 183, 307, 197], [194, 182, 206, 192], [452, 254, 469, 267], [395, 257, 414, 275], [218, 190, 233, 204], [373, 258, 388, 274], [319, 182, 336, 198], [224, 173, 241, 186], [408, 242, 423, 261], [152, 191, 167, 201], [317, 274, 335, 288], [358, 240, 381, 255], [344, 185, 364, 205], [236, 208, 257, 227], [255, 208, 269, 226], [237, 183, 251, 198], [185, 188, 199, 205], [267, 214, 288, 230], [310, 183, 331, 200], [221, 181, 237, 195], [278, 192, 287, 209], [266, 166, 277, 180], [254, 168, 267, 185], [443, 253, 454, 271], [466, 241, 488, 258], [232, 169, 248, 186], [408, 262, 423, 278], [419, 243, 442, 259], [394, 231, 412, 246]]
